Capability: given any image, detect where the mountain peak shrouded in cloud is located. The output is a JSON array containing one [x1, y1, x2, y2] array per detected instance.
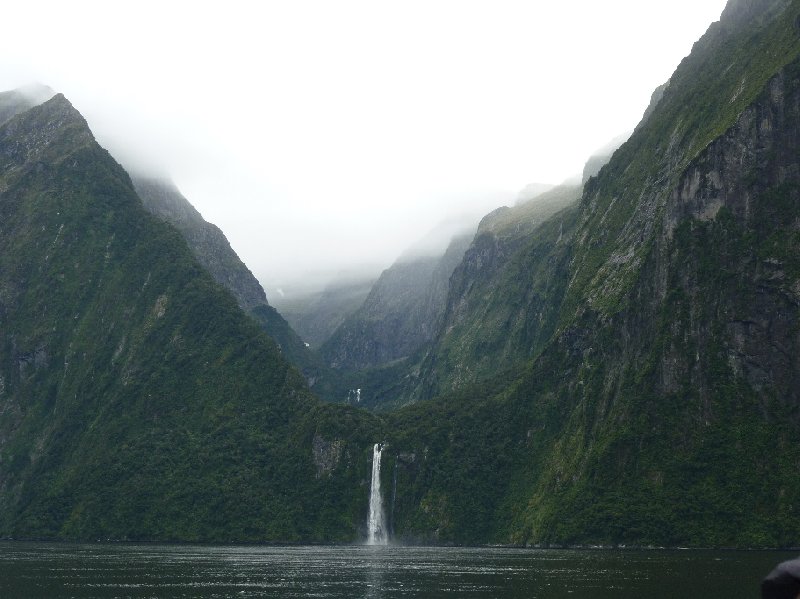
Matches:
[[2, 82, 55, 104], [0, 92, 96, 168], [0, 87, 380, 542], [720, 0, 776, 22], [0, 1, 729, 296], [398, 214, 480, 263], [581, 132, 632, 183], [515, 183, 556, 206], [16, 82, 55, 103], [0, 83, 56, 126]]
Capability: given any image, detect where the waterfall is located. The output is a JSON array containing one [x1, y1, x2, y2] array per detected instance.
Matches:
[[367, 443, 388, 545], [389, 457, 398, 539]]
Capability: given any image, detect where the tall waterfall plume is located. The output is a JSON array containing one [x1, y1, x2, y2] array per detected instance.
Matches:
[[367, 443, 388, 545]]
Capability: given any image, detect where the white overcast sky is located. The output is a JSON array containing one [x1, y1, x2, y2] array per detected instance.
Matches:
[[0, 0, 728, 296]]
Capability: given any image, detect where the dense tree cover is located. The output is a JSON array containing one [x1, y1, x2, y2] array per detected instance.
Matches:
[[0, 95, 380, 541]]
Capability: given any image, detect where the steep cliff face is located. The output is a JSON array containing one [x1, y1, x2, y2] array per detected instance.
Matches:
[[409, 185, 581, 400], [651, 60, 800, 403], [0, 94, 379, 541], [503, 49, 800, 548], [565, 0, 800, 319], [381, 0, 800, 547], [321, 232, 474, 371]]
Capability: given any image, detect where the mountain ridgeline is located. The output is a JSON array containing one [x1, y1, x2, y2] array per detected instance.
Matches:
[[1, 0, 800, 549], [315, 184, 582, 409], [132, 177, 270, 312], [131, 176, 343, 398], [0, 84, 55, 128], [407, 183, 582, 402]]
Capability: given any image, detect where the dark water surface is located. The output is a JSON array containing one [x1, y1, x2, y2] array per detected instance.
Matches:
[[0, 541, 792, 598]]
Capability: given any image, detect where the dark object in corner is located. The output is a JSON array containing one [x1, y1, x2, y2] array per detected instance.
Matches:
[[762, 557, 800, 599]]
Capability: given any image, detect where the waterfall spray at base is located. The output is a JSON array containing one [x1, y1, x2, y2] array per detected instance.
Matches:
[[367, 443, 388, 545]]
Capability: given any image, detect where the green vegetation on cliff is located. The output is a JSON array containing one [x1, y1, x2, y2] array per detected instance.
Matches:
[[2, 0, 800, 550], [132, 176, 344, 403], [410, 185, 581, 401], [0, 94, 379, 542], [371, 0, 800, 548]]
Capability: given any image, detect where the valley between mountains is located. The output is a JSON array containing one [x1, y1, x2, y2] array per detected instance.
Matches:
[[1, 0, 800, 548]]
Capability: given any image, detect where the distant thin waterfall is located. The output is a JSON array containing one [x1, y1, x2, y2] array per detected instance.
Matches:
[[367, 443, 388, 545]]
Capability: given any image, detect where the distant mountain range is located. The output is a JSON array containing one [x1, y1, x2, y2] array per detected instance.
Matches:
[[273, 274, 377, 350], [321, 232, 475, 372]]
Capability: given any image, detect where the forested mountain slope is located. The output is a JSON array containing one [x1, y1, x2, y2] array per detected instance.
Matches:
[[378, 0, 800, 547], [133, 176, 270, 312], [131, 176, 335, 392], [0, 94, 378, 541]]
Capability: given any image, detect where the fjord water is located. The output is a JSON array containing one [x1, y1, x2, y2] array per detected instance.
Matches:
[[0, 542, 791, 598]]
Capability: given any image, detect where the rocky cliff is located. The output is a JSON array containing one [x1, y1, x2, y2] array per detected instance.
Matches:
[[321, 232, 475, 371], [404, 185, 581, 402], [380, 0, 800, 547], [501, 40, 800, 548]]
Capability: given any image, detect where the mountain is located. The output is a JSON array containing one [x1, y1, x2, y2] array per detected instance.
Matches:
[[581, 133, 631, 184], [0, 93, 379, 541], [130, 176, 333, 389], [132, 176, 269, 311], [320, 232, 475, 372], [515, 182, 556, 205], [273, 273, 376, 349], [406, 183, 582, 402], [1, 90, 322, 388], [2, 0, 799, 550], [376, 0, 800, 547], [0, 84, 54, 127]]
